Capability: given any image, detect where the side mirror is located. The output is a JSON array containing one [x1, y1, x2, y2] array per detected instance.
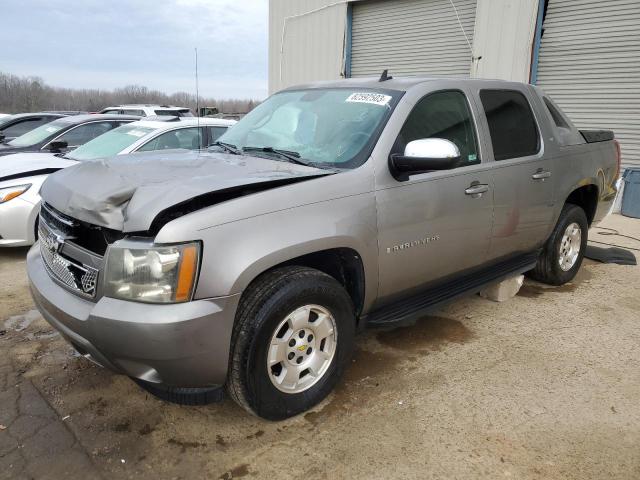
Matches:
[[389, 138, 461, 179], [47, 140, 69, 153]]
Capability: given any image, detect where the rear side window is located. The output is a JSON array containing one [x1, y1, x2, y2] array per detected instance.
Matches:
[[122, 109, 145, 116], [138, 127, 202, 151], [2, 118, 50, 138], [208, 126, 228, 145], [480, 90, 540, 161], [543, 97, 569, 129]]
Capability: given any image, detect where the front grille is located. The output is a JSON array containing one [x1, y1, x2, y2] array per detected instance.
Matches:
[[39, 221, 99, 298], [40, 203, 124, 256], [40, 202, 77, 237]]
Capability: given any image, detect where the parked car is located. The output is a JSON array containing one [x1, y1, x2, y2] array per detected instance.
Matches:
[[0, 114, 139, 157], [0, 117, 235, 247], [99, 104, 194, 117], [27, 77, 619, 419], [67, 117, 235, 160], [0, 112, 70, 142]]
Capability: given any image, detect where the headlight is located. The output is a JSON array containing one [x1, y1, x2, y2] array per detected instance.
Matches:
[[104, 242, 200, 303], [0, 184, 31, 203]]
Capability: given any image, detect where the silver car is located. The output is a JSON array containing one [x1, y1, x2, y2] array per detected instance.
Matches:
[[27, 77, 619, 419]]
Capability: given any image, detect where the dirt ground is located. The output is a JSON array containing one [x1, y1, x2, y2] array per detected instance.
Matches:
[[1, 214, 639, 480]]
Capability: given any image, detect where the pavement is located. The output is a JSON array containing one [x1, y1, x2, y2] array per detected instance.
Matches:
[[1, 213, 639, 480]]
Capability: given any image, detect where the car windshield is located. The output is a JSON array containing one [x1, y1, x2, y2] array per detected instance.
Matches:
[[67, 124, 157, 161], [215, 88, 400, 168], [7, 119, 67, 147]]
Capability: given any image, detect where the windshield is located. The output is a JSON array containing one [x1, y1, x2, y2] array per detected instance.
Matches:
[[68, 124, 157, 161], [7, 119, 67, 147], [215, 88, 400, 168]]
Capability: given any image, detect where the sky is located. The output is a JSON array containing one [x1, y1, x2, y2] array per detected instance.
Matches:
[[1, 0, 268, 99]]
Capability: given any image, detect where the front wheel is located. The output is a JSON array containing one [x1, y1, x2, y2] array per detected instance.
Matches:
[[528, 203, 588, 285], [227, 266, 355, 420]]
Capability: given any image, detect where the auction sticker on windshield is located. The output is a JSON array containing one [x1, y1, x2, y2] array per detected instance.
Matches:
[[346, 93, 392, 106], [126, 130, 148, 137]]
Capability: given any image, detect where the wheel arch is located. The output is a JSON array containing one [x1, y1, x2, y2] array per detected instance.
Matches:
[[564, 183, 599, 226], [236, 246, 367, 318]]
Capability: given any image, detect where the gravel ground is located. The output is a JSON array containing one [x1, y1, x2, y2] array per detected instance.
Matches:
[[0, 214, 639, 480]]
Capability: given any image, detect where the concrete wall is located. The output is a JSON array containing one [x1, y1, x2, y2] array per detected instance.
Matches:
[[269, 0, 540, 93]]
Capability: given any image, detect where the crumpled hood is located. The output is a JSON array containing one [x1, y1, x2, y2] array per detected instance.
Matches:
[[0, 152, 76, 182], [41, 150, 331, 232]]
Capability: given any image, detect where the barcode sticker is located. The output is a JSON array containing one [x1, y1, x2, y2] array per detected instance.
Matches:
[[345, 93, 392, 106]]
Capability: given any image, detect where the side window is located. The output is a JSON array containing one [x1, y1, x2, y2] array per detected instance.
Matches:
[[2, 118, 49, 138], [208, 126, 228, 145], [137, 127, 202, 151], [55, 121, 114, 147], [175, 127, 202, 149], [102, 109, 121, 115], [122, 109, 145, 116], [393, 90, 480, 167], [543, 97, 569, 129], [479, 89, 540, 161]]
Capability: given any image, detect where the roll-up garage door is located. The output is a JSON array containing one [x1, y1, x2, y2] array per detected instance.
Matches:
[[536, 0, 640, 169], [350, 0, 477, 77]]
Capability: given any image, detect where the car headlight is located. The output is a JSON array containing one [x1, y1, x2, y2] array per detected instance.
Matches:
[[0, 184, 31, 203], [104, 242, 200, 303]]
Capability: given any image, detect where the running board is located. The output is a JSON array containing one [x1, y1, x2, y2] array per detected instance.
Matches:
[[364, 253, 538, 328]]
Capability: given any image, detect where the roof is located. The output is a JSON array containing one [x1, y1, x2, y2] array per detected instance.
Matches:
[[105, 104, 191, 109], [129, 118, 237, 130], [55, 114, 141, 125], [284, 75, 528, 93], [1, 112, 68, 121]]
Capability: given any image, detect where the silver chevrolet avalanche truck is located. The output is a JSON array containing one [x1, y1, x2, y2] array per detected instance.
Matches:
[[27, 76, 620, 419]]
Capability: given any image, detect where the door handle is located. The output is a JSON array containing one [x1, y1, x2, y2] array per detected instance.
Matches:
[[465, 184, 489, 196], [532, 170, 551, 180]]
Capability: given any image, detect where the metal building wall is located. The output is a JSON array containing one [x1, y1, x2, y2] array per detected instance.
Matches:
[[269, 0, 540, 92], [535, 0, 640, 169], [472, 0, 539, 82], [269, 0, 348, 94], [350, 0, 477, 77]]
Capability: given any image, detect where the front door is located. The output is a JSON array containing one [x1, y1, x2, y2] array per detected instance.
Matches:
[[375, 89, 494, 304]]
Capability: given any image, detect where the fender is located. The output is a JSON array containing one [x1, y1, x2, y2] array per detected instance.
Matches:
[[157, 192, 380, 313]]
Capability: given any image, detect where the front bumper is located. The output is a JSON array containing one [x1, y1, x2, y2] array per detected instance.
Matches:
[[0, 197, 38, 247], [27, 244, 241, 387]]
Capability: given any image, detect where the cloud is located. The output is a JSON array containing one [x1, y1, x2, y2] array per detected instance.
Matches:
[[0, 0, 268, 98]]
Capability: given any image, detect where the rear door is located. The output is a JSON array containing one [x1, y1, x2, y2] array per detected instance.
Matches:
[[477, 88, 555, 260], [375, 88, 494, 303]]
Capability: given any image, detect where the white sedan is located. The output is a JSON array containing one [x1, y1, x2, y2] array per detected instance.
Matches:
[[0, 117, 236, 246]]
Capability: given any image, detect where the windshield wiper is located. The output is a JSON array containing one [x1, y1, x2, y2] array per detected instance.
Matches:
[[242, 146, 314, 167], [210, 141, 242, 155]]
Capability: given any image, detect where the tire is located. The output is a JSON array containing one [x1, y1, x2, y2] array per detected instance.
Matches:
[[133, 379, 224, 405], [528, 203, 588, 286], [227, 266, 355, 420]]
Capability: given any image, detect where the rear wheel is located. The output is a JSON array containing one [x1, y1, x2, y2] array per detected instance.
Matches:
[[227, 266, 355, 420], [528, 204, 588, 285]]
